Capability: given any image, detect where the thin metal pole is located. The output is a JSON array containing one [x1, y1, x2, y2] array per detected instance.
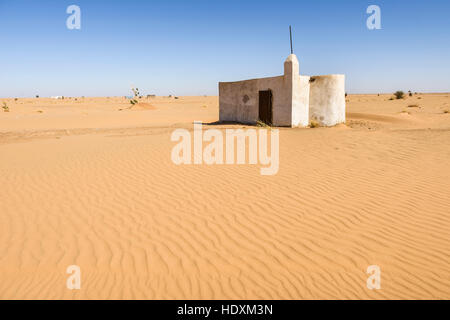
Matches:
[[289, 25, 293, 54]]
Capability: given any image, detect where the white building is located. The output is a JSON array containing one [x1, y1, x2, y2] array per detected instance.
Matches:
[[219, 54, 345, 127]]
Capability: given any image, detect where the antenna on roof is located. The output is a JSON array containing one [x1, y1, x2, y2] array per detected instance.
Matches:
[[289, 25, 293, 54]]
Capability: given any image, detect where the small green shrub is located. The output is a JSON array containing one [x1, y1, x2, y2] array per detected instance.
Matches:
[[128, 87, 140, 107], [256, 120, 270, 127], [2, 102, 9, 112], [394, 91, 405, 99], [310, 120, 319, 128]]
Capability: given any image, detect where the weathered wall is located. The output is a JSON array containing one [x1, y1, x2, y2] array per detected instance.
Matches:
[[292, 75, 310, 127], [219, 79, 258, 124], [219, 75, 291, 126], [309, 75, 346, 126]]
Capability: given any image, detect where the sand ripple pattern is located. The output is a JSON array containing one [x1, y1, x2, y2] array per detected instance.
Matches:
[[0, 124, 449, 299]]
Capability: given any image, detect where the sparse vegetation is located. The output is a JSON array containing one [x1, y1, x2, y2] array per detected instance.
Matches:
[[394, 91, 405, 99], [444, 110, 449, 114], [310, 120, 319, 128], [36, 95, 39, 98], [407, 104, 420, 108], [2, 102, 9, 112], [389, 97, 395, 101], [408, 90, 413, 97], [256, 120, 270, 127], [129, 87, 140, 106]]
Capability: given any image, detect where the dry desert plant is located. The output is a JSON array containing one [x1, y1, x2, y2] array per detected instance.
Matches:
[[129, 87, 139, 106], [256, 120, 270, 127], [310, 120, 319, 128], [2, 102, 9, 112], [394, 91, 405, 99]]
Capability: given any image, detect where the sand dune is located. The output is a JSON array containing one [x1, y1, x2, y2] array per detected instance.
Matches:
[[0, 94, 449, 299]]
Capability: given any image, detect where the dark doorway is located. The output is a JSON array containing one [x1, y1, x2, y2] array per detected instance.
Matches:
[[258, 90, 272, 125]]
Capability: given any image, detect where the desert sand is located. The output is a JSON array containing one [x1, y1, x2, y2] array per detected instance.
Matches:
[[0, 94, 449, 299]]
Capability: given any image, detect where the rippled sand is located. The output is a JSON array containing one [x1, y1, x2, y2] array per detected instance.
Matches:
[[0, 94, 449, 299]]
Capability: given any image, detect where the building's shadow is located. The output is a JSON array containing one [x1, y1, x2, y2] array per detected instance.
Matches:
[[203, 121, 259, 127]]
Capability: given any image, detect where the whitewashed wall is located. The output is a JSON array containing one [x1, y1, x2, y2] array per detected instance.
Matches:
[[309, 75, 346, 126]]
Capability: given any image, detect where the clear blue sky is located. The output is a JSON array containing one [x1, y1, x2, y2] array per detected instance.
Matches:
[[0, 0, 449, 97]]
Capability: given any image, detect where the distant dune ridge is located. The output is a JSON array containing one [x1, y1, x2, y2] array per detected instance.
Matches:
[[0, 94, 449, 299]]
